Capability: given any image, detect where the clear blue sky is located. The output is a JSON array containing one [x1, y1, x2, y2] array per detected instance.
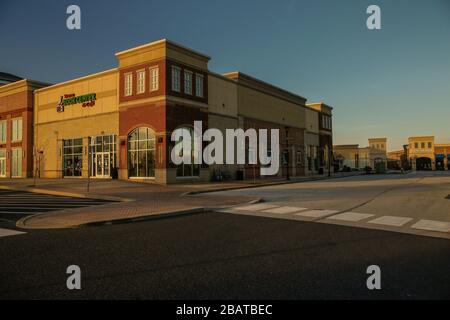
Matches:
[[1, 0, 449, 150]]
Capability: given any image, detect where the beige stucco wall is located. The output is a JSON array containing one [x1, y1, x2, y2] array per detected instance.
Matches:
[[207, 74, 238, 118], [236, 85, 306, 129], [305, 108, 319, 134]]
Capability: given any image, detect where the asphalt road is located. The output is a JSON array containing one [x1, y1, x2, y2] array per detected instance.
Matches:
[[212, 171, 450, 239], [1, 210, 450, 299]]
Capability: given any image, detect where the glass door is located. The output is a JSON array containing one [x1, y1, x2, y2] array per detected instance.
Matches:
[[95, 152, 110, 178]]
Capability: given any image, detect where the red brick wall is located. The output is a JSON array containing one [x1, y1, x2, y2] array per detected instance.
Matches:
[[119, 59, 166, 103], [0, 89, 34, 178], [166, 60, 208, 104]]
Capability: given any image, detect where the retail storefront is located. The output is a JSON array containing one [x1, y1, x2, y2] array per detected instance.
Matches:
[[30, 39, 333, 184], [34, 69, 119, 179]]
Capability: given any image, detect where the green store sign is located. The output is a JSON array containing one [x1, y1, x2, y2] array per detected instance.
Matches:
[[63, 93, 97, 106], [57, 93, 97, 113]]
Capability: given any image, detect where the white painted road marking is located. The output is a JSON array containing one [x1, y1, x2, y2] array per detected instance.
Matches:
[[328, 212, 375, 222], [262, 206, 308, 214], [294, 209, 339, 218], [235, 203, 279, 211], [411, 220, 450, 233], [368, 216, 413, 227], [0, 228, 25, 238]]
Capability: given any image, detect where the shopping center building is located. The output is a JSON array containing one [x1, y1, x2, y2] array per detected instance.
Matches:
[[2, 39, 334, 183], [0, 79, 49, 178]]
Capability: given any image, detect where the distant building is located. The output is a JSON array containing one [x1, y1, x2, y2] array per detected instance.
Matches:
[[385, 136, 449, 171], [334, 138, 387, 172]]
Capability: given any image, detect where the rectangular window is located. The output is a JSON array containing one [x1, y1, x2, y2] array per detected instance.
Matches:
[[124, 73, 133, 96], [0, 121, 6, 143], [195, 74, 204, 97], [0, 149, 6, 177], [184, 70, 193, 95], [150, 67, 159, 91], [415, 142, 418, 149], [421, 142, 425, 149], [137, 70, 145, 94], [428, 142, 432, 148], [171, 66, 181, 92], [12, 118, 22, 142], [11, 148, 22, 177]]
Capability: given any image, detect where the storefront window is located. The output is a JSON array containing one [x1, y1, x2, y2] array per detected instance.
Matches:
[[175, 127, 200, 177], [63, 138, 83, 177], [128, 127, 155, 178]]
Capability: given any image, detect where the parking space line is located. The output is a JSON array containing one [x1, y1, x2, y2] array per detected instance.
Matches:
[[0, 228, 26, 238], [411, 220, 450, 233], [294, 209, 339, 218], [327, 212, 375, 222], [262, 206, 308, 214], [235, 204, 280, 211], [368, 216, 413, 227]]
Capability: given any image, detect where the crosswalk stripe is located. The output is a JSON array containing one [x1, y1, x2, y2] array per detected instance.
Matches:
[[235, 203, 280, 211], [262, 206, 308, 214], [411, 220, 450, 233], [327, 212, 375, 222], [0, 228, 26, 238], [368, 216, 413, 227], [294, 209, 339, 218]]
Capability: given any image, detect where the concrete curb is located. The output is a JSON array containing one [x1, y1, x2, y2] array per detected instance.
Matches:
[[0, 185, 131, 202], [183, 173, 364, 195], [83, 207, 207, 227], [84, 196, 264, 227], [15, 197, 264, 230]]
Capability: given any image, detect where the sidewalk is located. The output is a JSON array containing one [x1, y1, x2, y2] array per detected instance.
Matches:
[[0, 172, 361, 229]]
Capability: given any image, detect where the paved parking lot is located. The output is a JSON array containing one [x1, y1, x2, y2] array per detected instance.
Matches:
[[0, 189, 113, 229]]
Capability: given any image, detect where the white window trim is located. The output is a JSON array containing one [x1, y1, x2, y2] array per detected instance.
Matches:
[[149, 66, 159, 92], [0, 121, 7, 143], [195, 74, 204, 97], [136, 69, 146, 94], [184, 70, 193, 95], [11, 147, 22, 178], [11, 118, 23, 142], [172, 66, 181, 92], [124, 73, 133, 97]]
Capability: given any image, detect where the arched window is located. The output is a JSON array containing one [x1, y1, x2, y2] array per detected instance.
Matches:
[[128, 127, 155, 178], [175, 127, 200, 177]]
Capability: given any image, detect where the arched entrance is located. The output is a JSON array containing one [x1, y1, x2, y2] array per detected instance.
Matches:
[[416, 157, 432, 171], [127, 127, 156, 178], [374, 157, 386, 173]]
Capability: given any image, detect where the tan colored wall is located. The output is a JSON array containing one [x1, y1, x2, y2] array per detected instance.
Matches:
[[34, 69, 119, 178], [35, 113, 119, 178], [208, 113, 239, 179], [207, 74, 238, 118], [237, 85, 305, 129], [305, 108, 319, 133], [34, 69, 118, 125]]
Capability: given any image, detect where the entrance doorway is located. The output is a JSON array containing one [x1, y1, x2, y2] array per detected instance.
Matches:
[[94, 152, 110, 178], [416, 157, 432, 170]]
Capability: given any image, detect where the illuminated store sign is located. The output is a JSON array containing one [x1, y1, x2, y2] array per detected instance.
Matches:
[[57, 93, 97, 112]]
